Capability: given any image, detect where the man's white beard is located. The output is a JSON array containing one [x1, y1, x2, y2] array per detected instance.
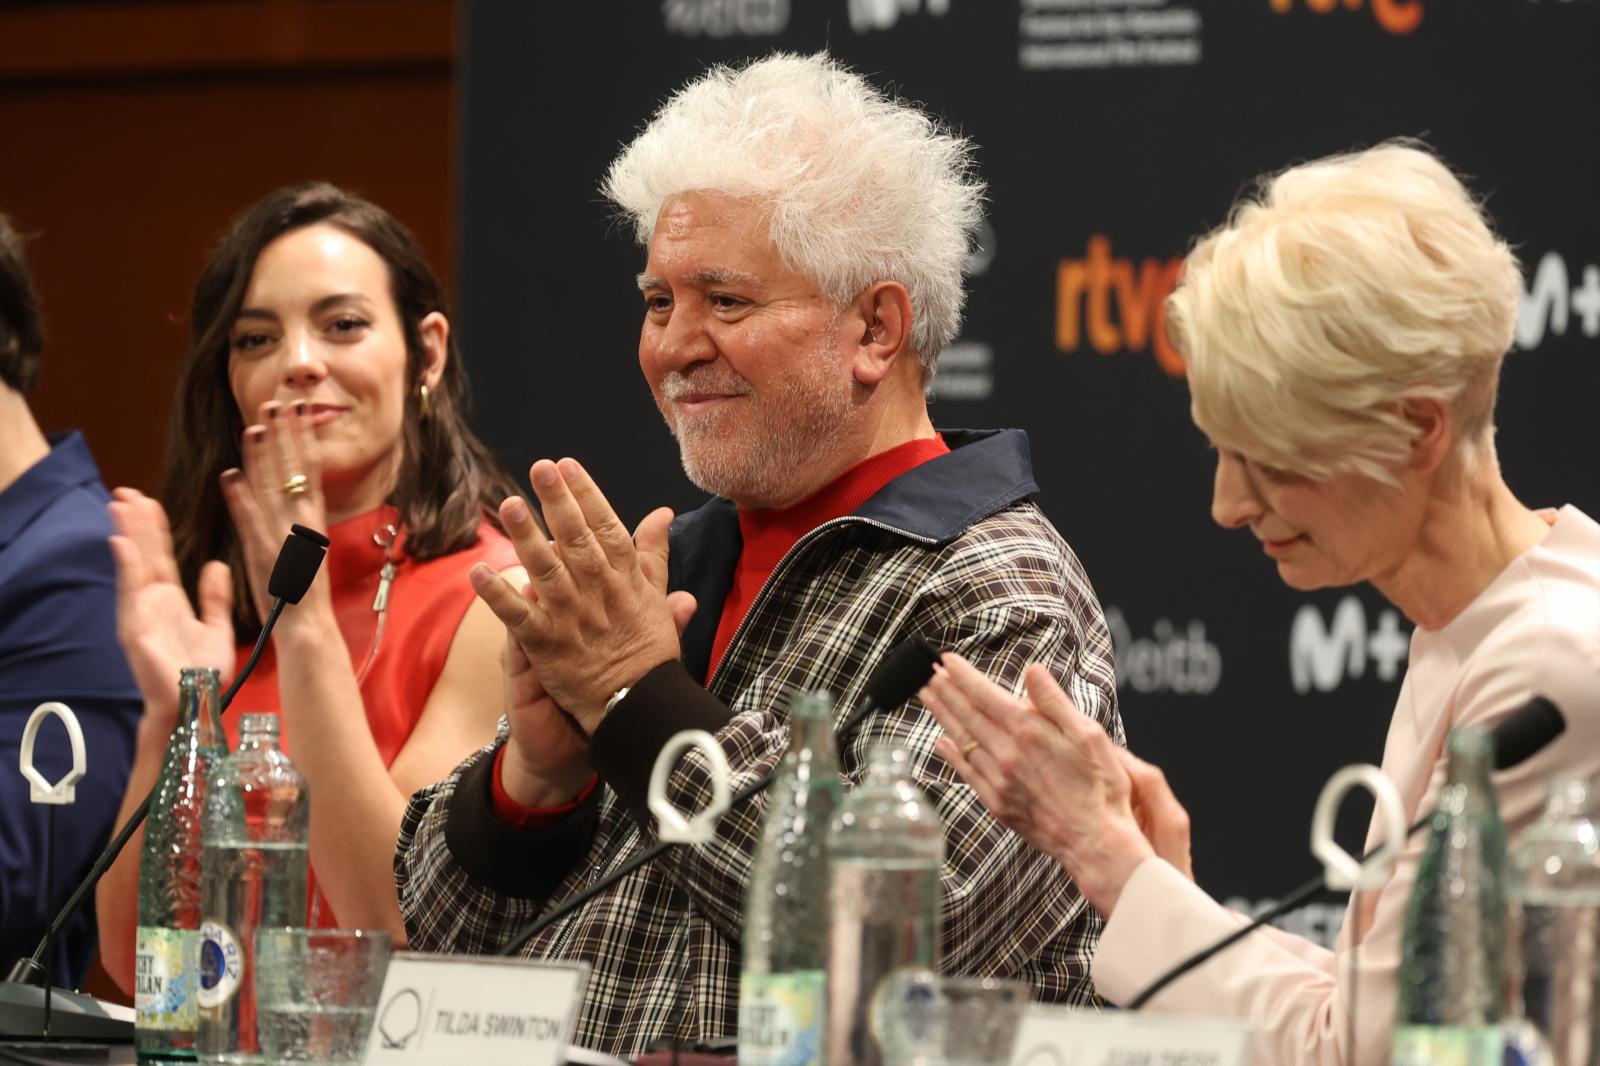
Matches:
[[659, 333, 857, 507]]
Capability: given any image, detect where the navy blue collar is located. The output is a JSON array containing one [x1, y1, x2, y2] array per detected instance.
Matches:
[[851, 428, 1038, 544], [0, 431, 105, 551], [667, 428, 1038, 681]]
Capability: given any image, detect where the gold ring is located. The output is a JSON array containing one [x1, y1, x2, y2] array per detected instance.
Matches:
[[281, 473, 309, 496], [960, 738, 981, 757]]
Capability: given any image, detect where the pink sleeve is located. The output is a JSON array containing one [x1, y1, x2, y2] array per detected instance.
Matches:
[[1091, 611, 1600, 1066], [1092, 857, 1388, 1066]]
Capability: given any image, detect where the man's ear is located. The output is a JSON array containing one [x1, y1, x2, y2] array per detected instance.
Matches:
[[1403, 397, 1454, 474], [848, 281, 914, 387]]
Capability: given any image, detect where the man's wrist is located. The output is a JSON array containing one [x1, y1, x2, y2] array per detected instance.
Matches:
[[588, 660, 734, 824], [500, 737, 593, 808], [576, 654, 679, 733]]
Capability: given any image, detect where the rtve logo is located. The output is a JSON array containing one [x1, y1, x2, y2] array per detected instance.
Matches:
[[1269, 0, 1422, 35], [1289, 596, 1409, 694], [1059, 241, 1598, 375], [1517, 251, 1600, 351], [1055, 236, 1186, 377]]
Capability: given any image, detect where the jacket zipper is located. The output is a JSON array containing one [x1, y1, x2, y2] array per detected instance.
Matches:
[[705, 515, 938, 692]]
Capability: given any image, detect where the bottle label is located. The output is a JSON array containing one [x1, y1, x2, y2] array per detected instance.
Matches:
[[739, 970, 825, 1066], [1391, 1025, 1502, 1066], [135, 926, 198, 1032], [1502, 1018, 1556, 1066], [197, 919, 243, 1010]]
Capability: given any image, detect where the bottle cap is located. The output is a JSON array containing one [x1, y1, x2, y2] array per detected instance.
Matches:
[[239, 712, 281, 738]]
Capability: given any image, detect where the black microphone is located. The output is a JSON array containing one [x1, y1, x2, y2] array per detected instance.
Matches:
[[1125, 696, 1568, 1010], [839, 635, 945, 738], [268, 523, 330, 604], [496, 634, 941, 957], [0, 525, 330, 1042], [1487, 696, 1565, 771]]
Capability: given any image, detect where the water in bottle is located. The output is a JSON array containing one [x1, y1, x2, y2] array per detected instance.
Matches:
[[1392, 725, 1509, 1066], [739, 692, 842, 1066], [828, 744, 943, 1066], [1507, 775, 1600, 1066], [198, 712, 310, 1064], [137, 667, 228, 1061]]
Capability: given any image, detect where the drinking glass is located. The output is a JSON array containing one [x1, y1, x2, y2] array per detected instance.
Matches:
[[871, 968, 1028, 1066], [254, 928, 392, 1064]]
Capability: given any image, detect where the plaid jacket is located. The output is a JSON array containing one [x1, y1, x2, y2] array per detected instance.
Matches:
[[394, 429, 1122, 1056]]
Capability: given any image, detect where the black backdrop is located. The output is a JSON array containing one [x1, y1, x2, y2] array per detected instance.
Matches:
[[454, 0, 1599, 943]]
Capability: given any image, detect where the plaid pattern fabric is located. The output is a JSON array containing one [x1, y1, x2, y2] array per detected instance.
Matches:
[[396, 495, 1120, 1056]]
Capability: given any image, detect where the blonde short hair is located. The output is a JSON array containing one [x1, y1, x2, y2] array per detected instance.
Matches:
[[1168, 141, 1522, 484], [602, 52, 985, 375]]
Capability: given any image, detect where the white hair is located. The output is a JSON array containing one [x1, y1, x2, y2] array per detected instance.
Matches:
[[602, 52, 985, 375], [1168, 141, 1522, 484]]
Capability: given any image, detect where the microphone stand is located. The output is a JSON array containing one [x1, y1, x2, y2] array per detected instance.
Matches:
[[1125, 814, 1429, 1009], [1, 525, 327, 1045]]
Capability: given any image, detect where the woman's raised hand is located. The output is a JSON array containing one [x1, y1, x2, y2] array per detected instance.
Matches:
[[108, 489, 236, 721], [920, 654, 1158, 916], [221, 400, 331, 621]]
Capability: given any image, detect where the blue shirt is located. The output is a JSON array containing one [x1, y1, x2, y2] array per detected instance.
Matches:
[[0, 431, 141, 988]]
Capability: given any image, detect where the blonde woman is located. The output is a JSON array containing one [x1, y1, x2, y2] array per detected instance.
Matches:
[[919, 143, 1600, 1065]]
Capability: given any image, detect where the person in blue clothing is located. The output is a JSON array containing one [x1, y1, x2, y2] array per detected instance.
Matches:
[[0, 212, 142, 988]]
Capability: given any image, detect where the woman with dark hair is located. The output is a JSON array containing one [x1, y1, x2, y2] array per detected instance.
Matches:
[[95, 183, 526, 993]]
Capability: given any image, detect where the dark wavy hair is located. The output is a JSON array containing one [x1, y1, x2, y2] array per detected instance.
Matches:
[[0, 212, 44, 393], [164, 182, 521, 642]]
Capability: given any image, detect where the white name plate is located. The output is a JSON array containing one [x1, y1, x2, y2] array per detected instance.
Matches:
[[1010, 1007, 1253, 1066], [362, 952, 590, 1066]]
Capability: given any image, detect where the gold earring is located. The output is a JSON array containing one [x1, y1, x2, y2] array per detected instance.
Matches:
[[419, 383, 433, 418]]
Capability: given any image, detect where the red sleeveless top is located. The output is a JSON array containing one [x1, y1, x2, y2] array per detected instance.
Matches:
[[225, 506, 518, 923], [227, 506, 517, 757]]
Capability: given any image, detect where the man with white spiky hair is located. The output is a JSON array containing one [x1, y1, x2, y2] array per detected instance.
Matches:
[[395, 52, 1120, 1056]]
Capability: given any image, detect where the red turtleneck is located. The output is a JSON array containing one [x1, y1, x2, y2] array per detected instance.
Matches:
[[705, 433, 949, 681]]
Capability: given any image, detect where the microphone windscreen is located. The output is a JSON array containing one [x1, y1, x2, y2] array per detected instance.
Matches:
[[865, 635, 941, 711], [267, 524, 330, 604], [1491, 696, 1566, 771]]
